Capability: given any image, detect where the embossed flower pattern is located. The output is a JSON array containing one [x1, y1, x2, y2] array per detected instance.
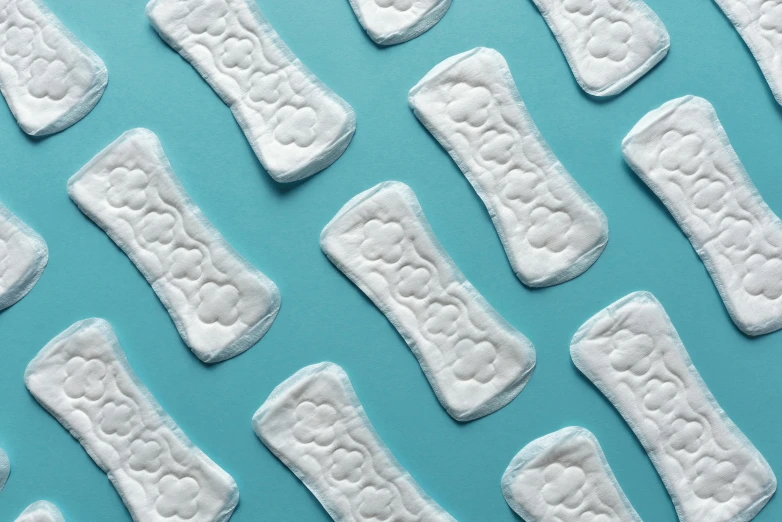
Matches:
[[139, 211, 176, 245], [361, 219, 404, 263], [171, 247, 204, 280], [99, 401, 133, 436], [248, 72, 282, 104], [643, 378, 676, 413], [330, 448, 364, 482], [293, 400, 338, 446], [424, 301, 460, 336], [669, 418, 703, 453], [221, 37, 253, 69], [197, 282, 240, 326], [185, 0, 228, 36], [659, 131, 703, 175], [504, 169, 542, 203], [63, 356, 106, 400], [29, 58, 72, 100], [129, 438, 163, 473], [587, 18, 632, 62], [274, 106, 317, 147], [4, 26, 34, 57], [608, 330, 654, 376], [719, 217, 752, 250], [452, 339, 497, 383], [397, 265, 430, 299], [743, 253, 782, 299], [541, 463, 586, 509], [563, 0, 594, 15], [693, 456, 738, 502], [446, 83, 491, 127], [479, 130, 514, 165], [358, 486, 393, 520], [528, 207, 572, 252], [156, 475, 200, 519], [692, 177, 727, 213], [374, 0, 414, 10], [108, 167, 148, 210]]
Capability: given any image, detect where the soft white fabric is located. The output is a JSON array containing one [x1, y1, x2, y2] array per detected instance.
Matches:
[[0, 201, 47, 311], [147, 0, 355, 183], [571, 291, 776, 522], [320, 181, 535, 421], [502, 427, 641, 522], [531, 0, 669, 96], [253, 362, 455, 522], [623, 96, 782, 336], [409, 47, 608, 287], [347, 0, 451, 45], [25, 319, 239, 522], [15, 501, 65, 522], [0, 447, 8, 493], [68, 129, 280, 363], [0, 0, 107, 136], [713, 0, 782, 105]]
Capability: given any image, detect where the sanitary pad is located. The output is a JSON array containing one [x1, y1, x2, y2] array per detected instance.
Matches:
[[68, 129, 280, 363], [502, 427, 641, 522], [15, 501, 65, 522], [531, 0, 669, 96], [571, 292, 776, 522], [0, 0, 107, 136], [409, 48, 608, 287], [713, 0, 782, 105], [25, 319, 239, 522], [253, 362, 455, 522], [0, 448, 8, 493], [0, 201, 48, 311], [347, 0, 451, 45], [321, 181, 536, 421], [147, 0, 355, 183], [623, 96, 782, 336]]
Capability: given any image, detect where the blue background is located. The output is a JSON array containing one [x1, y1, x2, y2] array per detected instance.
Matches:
[[0, 0, 780, 520]]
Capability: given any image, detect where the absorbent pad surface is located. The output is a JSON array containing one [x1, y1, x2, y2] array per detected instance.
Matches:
[[253, 362, 455, 522], [24, 318, 239, 522], [571, 291, 776, 522], [320, 181, 536, 421], [409, 47, 609, 287], [68, 128, 280, 363]]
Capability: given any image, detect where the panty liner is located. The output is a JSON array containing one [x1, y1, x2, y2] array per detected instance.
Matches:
[[501, 426, 641, 522], [713, 0, 782, 105], [531, 0, 669, 96], [623, 96, 782, 336], [0, 201, 48, 311], [320, 181, 536, 421], [347, 0, 451, 45], [409, 47, 608, 287], [0, 448, 8, 493], [147, 0, 356, 183], [571, 292, 776, 522], [25, 319, 239, 522], [0, 0, 107, 136], [15, 501, 65, 522], [68, 129, 280, 363], [253, 362, 455, 522]]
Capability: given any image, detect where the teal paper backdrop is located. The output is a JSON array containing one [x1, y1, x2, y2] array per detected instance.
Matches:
[[0, 0, 780, 520]]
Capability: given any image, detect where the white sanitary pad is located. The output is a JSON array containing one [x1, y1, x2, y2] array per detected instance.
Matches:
[[502, 426, 641, 522], [571, 291, 776, 522], [0, 0, 107, 136], [68, 129, 280, 363], [623, 96, 782, 336], [0, 447, 8, 493], [0, 201, 48, 311], [15, 501, 65, 522], [25, 319, 239, 522], [147, 0, 355, 183], [321, 181, 536, 421], [253, 362, 455, 522], [713, 0, 782, 105], [531, 0, 669, 96], [409, 48, 608, 287], [347, 0, 451, 45]]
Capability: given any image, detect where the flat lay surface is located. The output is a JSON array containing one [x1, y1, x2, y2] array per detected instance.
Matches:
[[0, 0, 780, 520]]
